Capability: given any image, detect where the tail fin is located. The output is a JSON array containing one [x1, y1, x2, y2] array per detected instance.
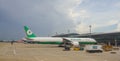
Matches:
[[24, 26, 36, 38]]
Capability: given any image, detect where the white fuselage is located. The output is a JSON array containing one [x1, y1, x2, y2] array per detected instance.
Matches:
[[29, 37, 63, 42], [26, 37, 96, 43]]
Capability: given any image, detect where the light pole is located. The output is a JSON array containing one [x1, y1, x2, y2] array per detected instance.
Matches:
[[56, 32, 58, 35], [89, 25, 92, 37], [115, 39, 117, 47], [68, 29, 70, 34]]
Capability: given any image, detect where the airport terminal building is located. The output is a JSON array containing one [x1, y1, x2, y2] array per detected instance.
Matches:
[[53, 32, 120, 46]]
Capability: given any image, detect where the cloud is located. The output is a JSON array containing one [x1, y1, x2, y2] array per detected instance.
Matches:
[[75, 23, 90, 33], [69, 9, 90, 21], [75, 19, 119, 33], [114, 2, 120, 7], [0, 0, 84, 39], [0, 0, 120, 40], [68, 9, 91, 33], [116, 24, 120, 31], [70, 0, 120, 33]]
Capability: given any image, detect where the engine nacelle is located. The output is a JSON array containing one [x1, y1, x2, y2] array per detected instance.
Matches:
[[71, 41, 80, 47]]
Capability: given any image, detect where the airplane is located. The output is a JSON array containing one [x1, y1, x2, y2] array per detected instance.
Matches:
[[23, 26, 97, 46]]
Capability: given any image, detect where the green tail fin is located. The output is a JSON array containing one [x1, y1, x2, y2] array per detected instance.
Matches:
[[24, 26, 36, 38]]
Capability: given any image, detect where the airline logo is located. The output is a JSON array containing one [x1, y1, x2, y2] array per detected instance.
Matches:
[[27, 30, 33, 35]]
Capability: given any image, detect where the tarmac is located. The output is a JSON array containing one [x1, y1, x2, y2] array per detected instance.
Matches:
[[0, 42, 120, 61]]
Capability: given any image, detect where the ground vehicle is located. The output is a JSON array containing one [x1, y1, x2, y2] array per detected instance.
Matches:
[[85, 45, 103, 53]]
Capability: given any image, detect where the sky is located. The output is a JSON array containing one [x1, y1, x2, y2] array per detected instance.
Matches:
[[0, 0, 120, 40]]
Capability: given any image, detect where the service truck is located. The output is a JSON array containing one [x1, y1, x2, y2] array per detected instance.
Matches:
[[85, 45, 103, 53]]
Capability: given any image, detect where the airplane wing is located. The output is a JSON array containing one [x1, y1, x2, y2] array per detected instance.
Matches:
[[62, 38, 79, 47]]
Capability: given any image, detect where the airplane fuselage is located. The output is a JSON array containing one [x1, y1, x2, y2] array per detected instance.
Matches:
[[25, 37, 96, 44], [23, 26, 97, 45]]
